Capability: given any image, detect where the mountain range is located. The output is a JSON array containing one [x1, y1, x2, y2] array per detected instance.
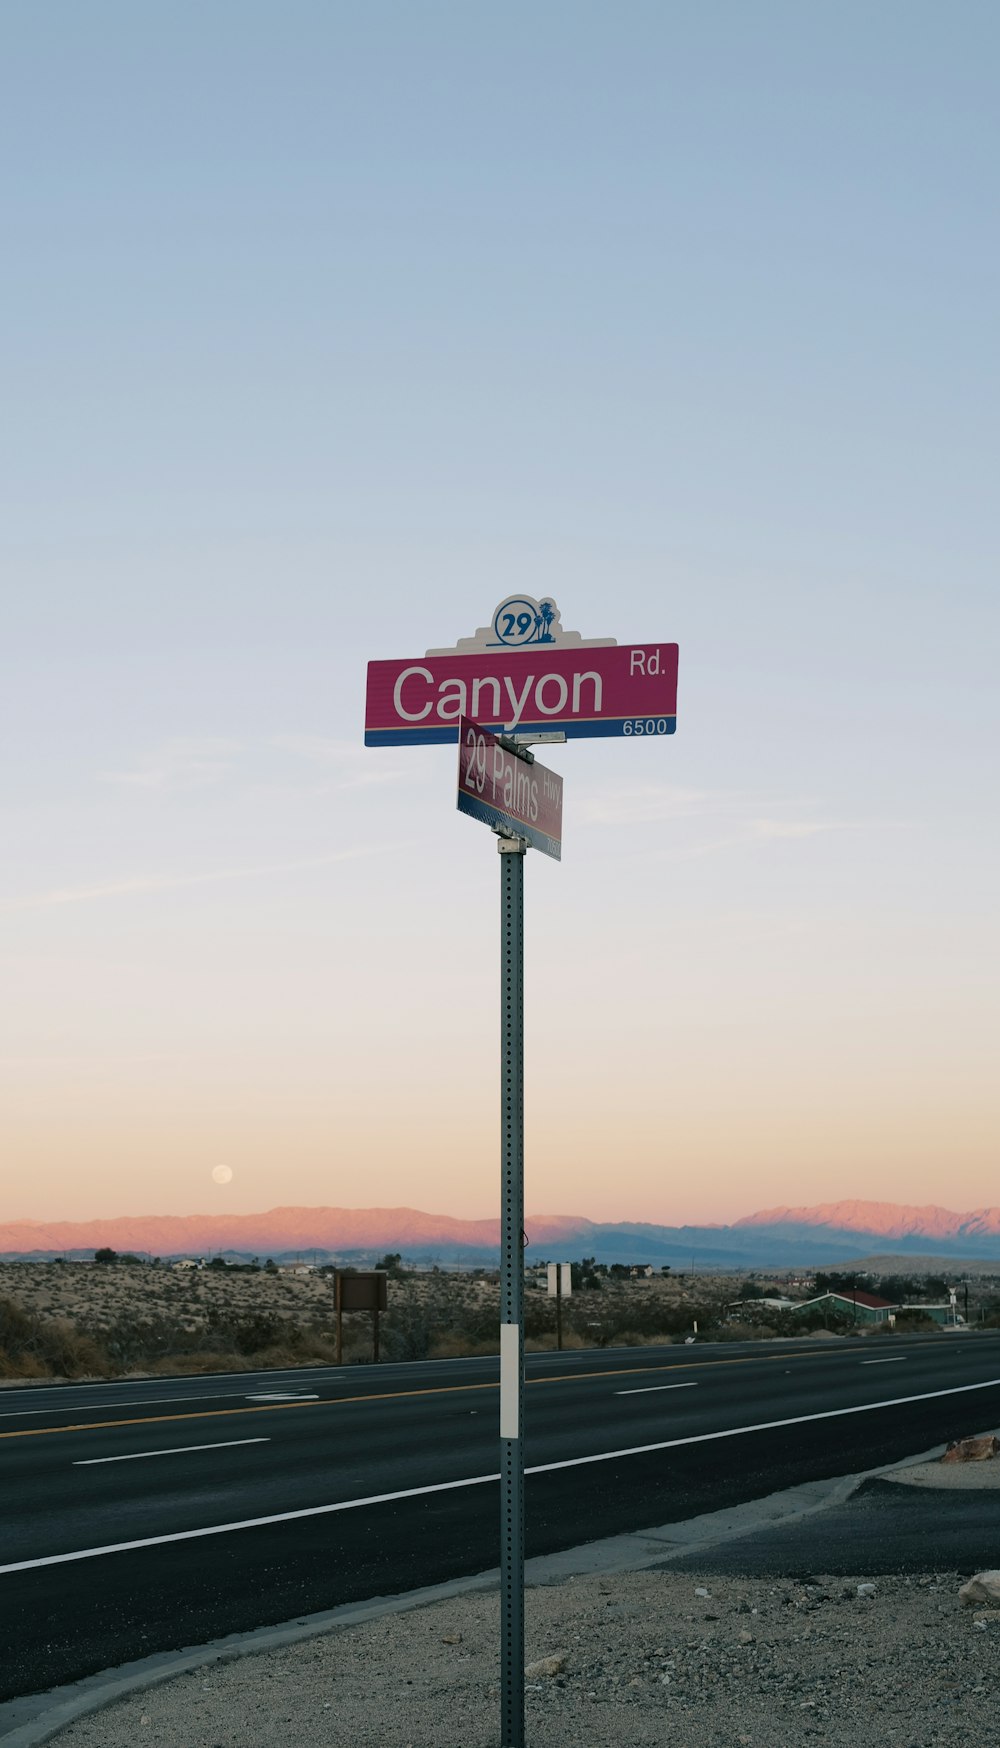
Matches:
[[2, 1200, 1000, 1267]]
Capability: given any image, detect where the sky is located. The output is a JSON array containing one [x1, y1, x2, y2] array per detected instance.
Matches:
[[2, 2, 997, 1228]]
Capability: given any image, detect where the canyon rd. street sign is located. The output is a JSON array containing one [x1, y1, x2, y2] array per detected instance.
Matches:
[[457, 718, 563, 860], [365, 595, 677, 746]]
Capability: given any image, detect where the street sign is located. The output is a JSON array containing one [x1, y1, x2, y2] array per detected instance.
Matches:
[[365, 595, 677, 1748], [365, 595, 677, 746], [457, 718, 563, 860]]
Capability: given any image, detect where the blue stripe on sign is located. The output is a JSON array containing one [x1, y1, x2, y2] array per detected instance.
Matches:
[[457, 789, 561, 859], [365, 715, 676, 747]]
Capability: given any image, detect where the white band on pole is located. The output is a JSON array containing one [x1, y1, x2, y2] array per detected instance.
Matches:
[[500, 1323, 520, 1438]]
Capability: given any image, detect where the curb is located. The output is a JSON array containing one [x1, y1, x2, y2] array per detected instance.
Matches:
[[0, 1437, 949, 1746]]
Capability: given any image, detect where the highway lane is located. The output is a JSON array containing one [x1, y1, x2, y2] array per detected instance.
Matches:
[[3, 1335, 999, 1703], [2, 1338, 997, 1562]]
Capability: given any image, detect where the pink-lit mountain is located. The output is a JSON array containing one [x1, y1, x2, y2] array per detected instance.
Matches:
[[2, 1200, 1000, 1265], [734, 1200, 1000, 1240]]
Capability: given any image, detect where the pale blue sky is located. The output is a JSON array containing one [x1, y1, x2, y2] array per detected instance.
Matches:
[[2, 3, 997, 1224]]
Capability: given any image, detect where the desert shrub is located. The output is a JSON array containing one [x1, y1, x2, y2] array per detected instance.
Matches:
[[430, 1333, 501, 1359], [721, 1320, 777, 1342], [150, 1350, 248, 1374], [0, 1297, 36, 1353], [7, 1351, 49, 1379], [36, 1318, 111, 1376], [230, 1313, 296, 1355], [524, 1330, 587, 1353], [0, 1295, 111, 1378], [523, 1296, 556, 1341], [379, 1302, 437, 1361], [100, 1315, 194, 1369], [563, 1289, 717, 1348]]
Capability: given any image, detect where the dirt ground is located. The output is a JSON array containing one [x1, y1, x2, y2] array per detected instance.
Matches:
[[47, 1565, 1000, 1748]]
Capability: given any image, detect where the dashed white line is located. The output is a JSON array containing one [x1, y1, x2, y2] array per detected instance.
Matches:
[[245, 1393, 319, 1402], [615, 1384, 699, 1396], [861, 1358, 907, 1365], [73, 1438, 271, 1465], [0, 1391, 258, 1419]]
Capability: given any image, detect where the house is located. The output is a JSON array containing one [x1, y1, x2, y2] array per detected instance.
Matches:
[[172, 1258, 203, 1270], [790, 1290, 897, 1326]]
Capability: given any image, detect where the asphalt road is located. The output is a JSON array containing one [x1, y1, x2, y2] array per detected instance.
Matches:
[[2, 1334, 999, 1702], [668, 1473, 1000, 1578]]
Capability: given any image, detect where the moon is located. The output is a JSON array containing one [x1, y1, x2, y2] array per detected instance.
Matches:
[[212, 1165, 234, 1185]]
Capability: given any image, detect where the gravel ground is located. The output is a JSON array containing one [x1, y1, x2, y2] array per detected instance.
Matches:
[[48, 1566, 1000, 1748]]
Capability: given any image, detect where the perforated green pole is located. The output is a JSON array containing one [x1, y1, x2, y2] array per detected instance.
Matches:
[[499, 834, 526, 1748]]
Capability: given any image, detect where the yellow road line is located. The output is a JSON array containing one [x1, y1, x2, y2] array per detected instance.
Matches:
[[0, 1347, 827, 1442]]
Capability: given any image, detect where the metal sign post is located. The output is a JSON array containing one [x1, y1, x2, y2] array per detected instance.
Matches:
[[547, 1262, 571, 1351], [458, 723, 560, 1748], [499, 830, 526, 1748]]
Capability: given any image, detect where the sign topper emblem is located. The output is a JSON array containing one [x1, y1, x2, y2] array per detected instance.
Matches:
[[426, 595, 615, 656]]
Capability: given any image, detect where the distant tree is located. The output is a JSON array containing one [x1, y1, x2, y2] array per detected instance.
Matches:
[[815, 1271, 864, 1296], [876, 1276, 920, 1302], [264, 1258, 278, 1273], [94, 1247, 118, 1265], [574, 1258, 602, 1292], [738, 1279, 765, 1300], [208, 1256, 228, 1270], [375, 1253, 405, 1279]]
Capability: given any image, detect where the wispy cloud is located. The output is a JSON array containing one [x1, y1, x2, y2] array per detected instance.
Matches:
[[270, 734, 405, 790], [99, 734, 407, 798], [581, 784, 723, 827], [2, 845, 404, 913], [750, 818, 859, 840], [100, 739, 241, 792], [581, 781, 882, 849]]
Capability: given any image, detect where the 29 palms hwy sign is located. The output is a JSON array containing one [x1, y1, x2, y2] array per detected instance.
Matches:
[[457, 718, 563, 860], [364, 595, 678, 746]]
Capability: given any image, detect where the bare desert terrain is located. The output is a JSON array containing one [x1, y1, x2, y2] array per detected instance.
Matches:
[[0, 1260, 728, 1380], [3, 1259, 993, 1382]]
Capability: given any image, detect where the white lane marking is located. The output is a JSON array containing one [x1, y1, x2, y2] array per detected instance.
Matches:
[[4, 1374, 999, 1575], [245, 1393, 319, 1402], [861, 1358, 907, 1365], [73, 1439, 270, 1466], [0, 1391, 261, 1419], [616, 1384, 699, 1396]]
